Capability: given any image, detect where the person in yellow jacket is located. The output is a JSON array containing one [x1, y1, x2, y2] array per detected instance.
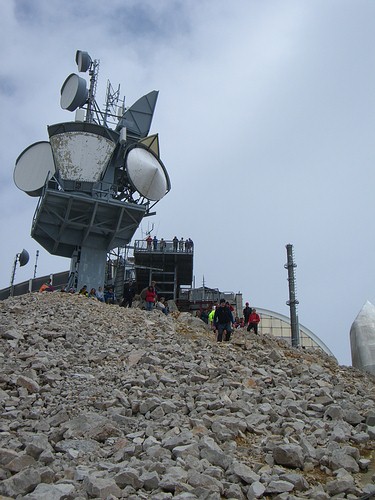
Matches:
[[208, 305, 217, 333]]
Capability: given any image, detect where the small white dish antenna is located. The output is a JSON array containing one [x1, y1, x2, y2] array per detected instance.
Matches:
[[60, 73, 88, 111], [14, 141, 56, 197], [125, 145, 170, 201]]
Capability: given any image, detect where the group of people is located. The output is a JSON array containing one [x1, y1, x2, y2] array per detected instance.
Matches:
[[173, 236, 193, 252], [199, 300, 261, 342], [145, 235, 194, 253], [141, 281, 169, 315], [78, 285, 116, 304], [39, 277, 170, 314]]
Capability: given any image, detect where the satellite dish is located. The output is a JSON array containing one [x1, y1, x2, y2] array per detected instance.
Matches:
[[60, 73, 88, 111], [117, 91, 159, 138], [75, 50, 91, 72], [19, 249, 29, 267], [125, 145, 170, 201], [14, 141, 56, 197]]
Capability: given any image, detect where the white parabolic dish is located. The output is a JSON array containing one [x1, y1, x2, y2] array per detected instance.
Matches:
[[126, 147, 169, 201], [60, 73, 88, 112], [14, 141, 56, 197]]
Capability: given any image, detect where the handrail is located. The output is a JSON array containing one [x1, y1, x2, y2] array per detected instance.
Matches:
[[134, 239, 194, 253]]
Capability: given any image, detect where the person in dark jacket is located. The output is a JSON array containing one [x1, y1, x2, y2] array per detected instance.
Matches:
[[120, 282, 135, 308], [243, 302, 252, 324], [214, 299, 234, 342]]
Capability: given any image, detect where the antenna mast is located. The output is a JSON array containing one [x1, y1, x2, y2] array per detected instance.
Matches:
[[86, 59, 99, 123], [33, 250, 39, 279], [285, 243, 300, 347], [103, 80, 121, 127]]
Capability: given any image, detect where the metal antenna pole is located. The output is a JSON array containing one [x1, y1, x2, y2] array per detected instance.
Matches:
[[33, 250, 39, 279], [86, 59, 99, 124], [10, 254, 19, 297], [285, 244, 300, 347], [103, 81, 120, 127]]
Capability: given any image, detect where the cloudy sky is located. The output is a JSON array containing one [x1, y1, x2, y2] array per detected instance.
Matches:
[[1, 0, 375, 365]]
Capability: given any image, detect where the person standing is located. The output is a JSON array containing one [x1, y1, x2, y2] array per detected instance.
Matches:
[[121, 282, 135, 308], [153, 236, 158, 251], [146, 235, 153, 251], [247, 308, 261, 334], [243, 302, 252, 324], [173, 236, 178, 252], [179, 237, 184, 251], [214, 299, 234, 342], [160, 238, 166, 251], [200, 308, 209, 324], [145, 285, 156, 311]]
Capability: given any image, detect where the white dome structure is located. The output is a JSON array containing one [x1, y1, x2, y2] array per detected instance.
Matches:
[[350, 300, 375, 375]]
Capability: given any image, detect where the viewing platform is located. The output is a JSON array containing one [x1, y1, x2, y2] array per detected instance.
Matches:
[[133, 239, 194, 300]]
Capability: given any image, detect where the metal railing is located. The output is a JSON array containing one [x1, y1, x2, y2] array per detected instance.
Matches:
[[134, 239, 194, 253]]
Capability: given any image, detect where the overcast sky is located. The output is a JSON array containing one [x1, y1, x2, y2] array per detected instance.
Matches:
[[1, 0, 375, 366]]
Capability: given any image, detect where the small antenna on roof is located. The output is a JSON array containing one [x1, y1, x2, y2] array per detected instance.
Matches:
[[33, 250, 39, 279]]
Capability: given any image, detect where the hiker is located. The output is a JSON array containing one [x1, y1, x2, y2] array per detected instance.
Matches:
[[120, 282, 136, 308], [173, 236, 178, 252], [200, 308, 209, 324], [247, 308, 261, 334], [214, 298, 234, 342], [145, 285, 156, 311], [79, 285, 88, 296], [208, 305, 216, 331], [159, 238, 166, 251], [39, 279, 54, 292], [104, 287, 116, 304], [155, 296, 169, 315], [243, 302, 252, 324], [96, 286, 105, 302], [146, 235, 153, 251]]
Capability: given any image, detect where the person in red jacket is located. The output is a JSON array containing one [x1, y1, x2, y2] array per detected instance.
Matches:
[[145, 285, 156, 311], [247, 308, 260, 334]]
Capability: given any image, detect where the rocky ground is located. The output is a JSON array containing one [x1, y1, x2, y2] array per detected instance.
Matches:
[[1, 292, 375, 499]]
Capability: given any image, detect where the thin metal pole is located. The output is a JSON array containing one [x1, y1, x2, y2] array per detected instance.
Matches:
[[9, 254, 18, 298], [33, 250, 39, 279], [285, 244, 300, 348]]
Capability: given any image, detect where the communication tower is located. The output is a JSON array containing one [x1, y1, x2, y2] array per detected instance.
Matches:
[[14, 50, 170, 291]]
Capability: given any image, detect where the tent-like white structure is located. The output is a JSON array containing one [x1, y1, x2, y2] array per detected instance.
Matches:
[[350, 300, 375, 375]]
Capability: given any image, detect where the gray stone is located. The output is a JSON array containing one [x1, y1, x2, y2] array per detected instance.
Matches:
[[232, 461, 260, 484], [23, 482, 76, 500], [265, 479, 294, 493], [83, 474, 123, 498], [114, 467, 144, 489], [329, 450, 359, 473], [273, 444, 304, 469], [0, 467, 41, 497], [140, 470, 160, 490], [159, 466, 189, 492], [247, 480, 266, 499]]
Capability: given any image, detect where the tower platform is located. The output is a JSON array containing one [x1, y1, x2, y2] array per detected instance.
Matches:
[[133, 240, 193, 300]]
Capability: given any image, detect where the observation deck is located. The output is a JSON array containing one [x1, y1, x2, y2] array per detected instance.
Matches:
[[133, 239, 193, 300]]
